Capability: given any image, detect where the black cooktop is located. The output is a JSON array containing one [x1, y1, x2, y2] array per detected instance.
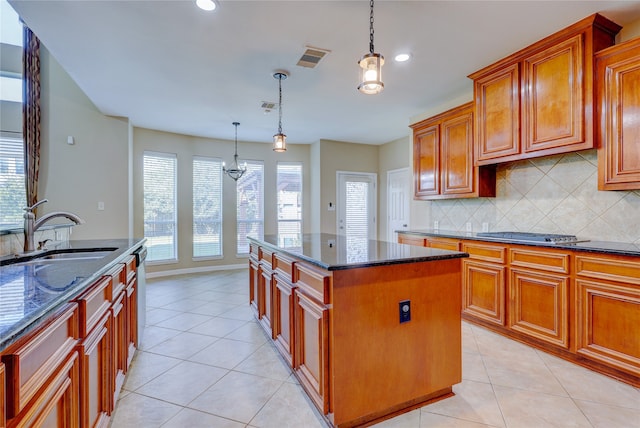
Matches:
[[476, 231, 583, 244]]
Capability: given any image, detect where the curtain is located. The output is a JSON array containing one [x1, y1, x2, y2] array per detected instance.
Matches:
[[23, 25, 40, 210]]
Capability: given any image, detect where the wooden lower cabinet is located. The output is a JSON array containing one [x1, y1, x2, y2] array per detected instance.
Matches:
[[249, 258, 260, 318], [1, 362, 5, 428], [258, 267, 274, 337], [509, 269, 568, 348], [77, 314, 110, 428], [273, 275, 296, 366], [463, 259, 505, 325], [110, 291, 127, 406], [294, 289, 330, 414], [125, 280, 137, 366]]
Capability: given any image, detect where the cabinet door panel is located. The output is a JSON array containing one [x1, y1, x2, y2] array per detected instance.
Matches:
[[475, 63, 520, 162], [523, 35, 584, 152], [597, 38, 640, 190], [249, 258, 260, 317], [294, 291, 329, 414], [442, 111, 474, 195], [259, 268, 274, 338], [126, 280, 137, 366], [510, 269, 569, 348], [463, 260, 506, 325], [273, 276, 296, 367], [79, 314, 111, 428], [576, 279, 640, 375], [413, 124, 439, 197]]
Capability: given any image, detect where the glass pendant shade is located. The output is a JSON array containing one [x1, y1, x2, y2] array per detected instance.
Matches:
[[358, 53, 384, 94], [273, 133, 287, 152]]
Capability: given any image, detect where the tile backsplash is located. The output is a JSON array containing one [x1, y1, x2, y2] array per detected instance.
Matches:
[[0, 226, 72, 256], [426, 150, 640, 245]]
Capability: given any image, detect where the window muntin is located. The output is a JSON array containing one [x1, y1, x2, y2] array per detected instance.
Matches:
[[236, 161, 264, 254], [277, 162, 302, 250], [193, 156, 223, 258], [143, 151, 177, 262]]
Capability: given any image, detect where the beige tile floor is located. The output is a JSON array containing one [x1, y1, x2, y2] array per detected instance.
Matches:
[[110, 269, 640, 428]]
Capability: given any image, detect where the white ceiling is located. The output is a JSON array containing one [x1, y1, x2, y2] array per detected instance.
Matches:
[[8, 0, 640, 146]]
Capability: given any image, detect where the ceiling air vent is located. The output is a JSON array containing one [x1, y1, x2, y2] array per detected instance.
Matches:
[[296, 46, 331, 68], [261, 101, 277, 113]]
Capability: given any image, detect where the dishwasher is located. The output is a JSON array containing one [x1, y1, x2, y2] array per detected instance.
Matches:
[[133, 245, 147, 342]]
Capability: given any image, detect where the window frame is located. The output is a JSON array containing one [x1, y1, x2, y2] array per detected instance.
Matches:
[[276, 161, 303, 250], [143, 150, 178, 264], [192, 155, 224, 261]]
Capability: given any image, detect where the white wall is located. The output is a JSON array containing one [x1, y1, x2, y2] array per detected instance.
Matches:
[[38, 45, 130, 240]]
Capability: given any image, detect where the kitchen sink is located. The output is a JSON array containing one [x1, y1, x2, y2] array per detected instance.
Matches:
[[1, 247, 118, 267]]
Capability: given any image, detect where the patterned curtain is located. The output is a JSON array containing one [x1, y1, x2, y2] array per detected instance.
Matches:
[[23, 25, 40, 209]]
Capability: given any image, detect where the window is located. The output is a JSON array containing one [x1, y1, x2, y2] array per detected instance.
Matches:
[[0, 0, 25, 228], [237, 161, 263, 254], [143, 152, 177, 262], [277, 162, 302, 250], [193, 156, 223, 258]]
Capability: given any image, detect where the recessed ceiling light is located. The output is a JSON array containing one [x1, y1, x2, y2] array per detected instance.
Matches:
[[196, 0, 217, 11], [394, 53, 411, 62]]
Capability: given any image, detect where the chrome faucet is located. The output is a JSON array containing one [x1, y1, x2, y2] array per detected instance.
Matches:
[[23, 199, 84, 252]]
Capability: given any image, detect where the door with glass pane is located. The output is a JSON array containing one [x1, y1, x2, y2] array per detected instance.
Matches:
[[337, 172, 377, 240]]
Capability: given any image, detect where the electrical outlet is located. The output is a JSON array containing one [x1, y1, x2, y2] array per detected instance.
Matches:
[[433, 220, 439, 230], [482, 222, 489, 232], [466, 222, 472, 232], [399, 300, 411, 323]]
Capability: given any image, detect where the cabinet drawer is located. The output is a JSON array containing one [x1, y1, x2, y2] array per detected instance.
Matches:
[[294, 263, 331, 305], [75, 277, 112, 338], [462, 242, 506, 263], [398, 234, 427, 247], [259, 247, 274, 270], [250, 243, 260, 261], [428, 237, 460, 251], [1, 303, 78, 419], [103, 263, 126, 300], [510, 247, 570, 274], [575, 255, 640, 285], [274, 253, 296, 283], [122, 255, 136, 285]]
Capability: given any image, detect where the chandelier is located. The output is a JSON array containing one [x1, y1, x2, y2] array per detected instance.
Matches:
[[223, 121, 247, 181], [357, 0, 384, 94]]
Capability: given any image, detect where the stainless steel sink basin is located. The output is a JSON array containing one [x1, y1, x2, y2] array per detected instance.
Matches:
[[40, 250, 116, 260], [1, 248, 118, 267]]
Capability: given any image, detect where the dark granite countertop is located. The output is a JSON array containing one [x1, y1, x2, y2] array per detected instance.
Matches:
[[249, 233, 468, 271], [398, 229, 640, 257], [0, 238, 145, 352]]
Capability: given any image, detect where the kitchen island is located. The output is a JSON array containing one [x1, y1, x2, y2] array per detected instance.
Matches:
[[248, 234, 468, 428]]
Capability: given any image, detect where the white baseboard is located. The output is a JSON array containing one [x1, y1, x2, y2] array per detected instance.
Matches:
[[146, 263, 247, 279]]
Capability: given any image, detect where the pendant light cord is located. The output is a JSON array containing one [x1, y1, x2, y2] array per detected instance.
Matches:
[[278, 76, 283, 135], [369, 0, 375, 54], [233, 121, 239, 158]]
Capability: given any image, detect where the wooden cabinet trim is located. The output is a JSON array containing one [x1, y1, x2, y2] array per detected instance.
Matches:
[[427, 237, 460, 251], [1, 362, 5, 428], [510, 247, 570, 274], [397, 234, 427, 247], [75, 277, 112, 338], [274, 253, 296, 283]]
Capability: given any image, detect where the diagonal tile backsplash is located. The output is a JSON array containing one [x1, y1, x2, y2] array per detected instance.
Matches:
[[426, 150, 640, 245]]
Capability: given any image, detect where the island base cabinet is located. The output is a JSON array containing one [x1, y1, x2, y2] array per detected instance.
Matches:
[[249, 258, 260, 317], [125, 280, 138, 366], [78, 314, 111, 428], [1, 363, 5, 428], [294, 290, 330, 415], [273, 276, 296, 366], [9, 352, 80, 428], [576, 279, 640, 375]]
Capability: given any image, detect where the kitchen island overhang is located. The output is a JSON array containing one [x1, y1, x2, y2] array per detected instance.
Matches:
[[248, 234, 468, 428]]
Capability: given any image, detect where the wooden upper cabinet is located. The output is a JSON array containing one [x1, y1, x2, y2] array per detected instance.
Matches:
[[470, 13, 621, 165], [596, 37, 640, 190], [411, 102, 495, 200], [413, 123, 439, 197]]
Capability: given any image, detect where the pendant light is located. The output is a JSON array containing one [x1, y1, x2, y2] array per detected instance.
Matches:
[[273, 71, 289, 152], [223, 122, 247, 181], [357, 0, 384, 95]]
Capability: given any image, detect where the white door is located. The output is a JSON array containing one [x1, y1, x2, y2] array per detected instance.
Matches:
[[337, 172, 377, 240], [387, 168, 410, 243]]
